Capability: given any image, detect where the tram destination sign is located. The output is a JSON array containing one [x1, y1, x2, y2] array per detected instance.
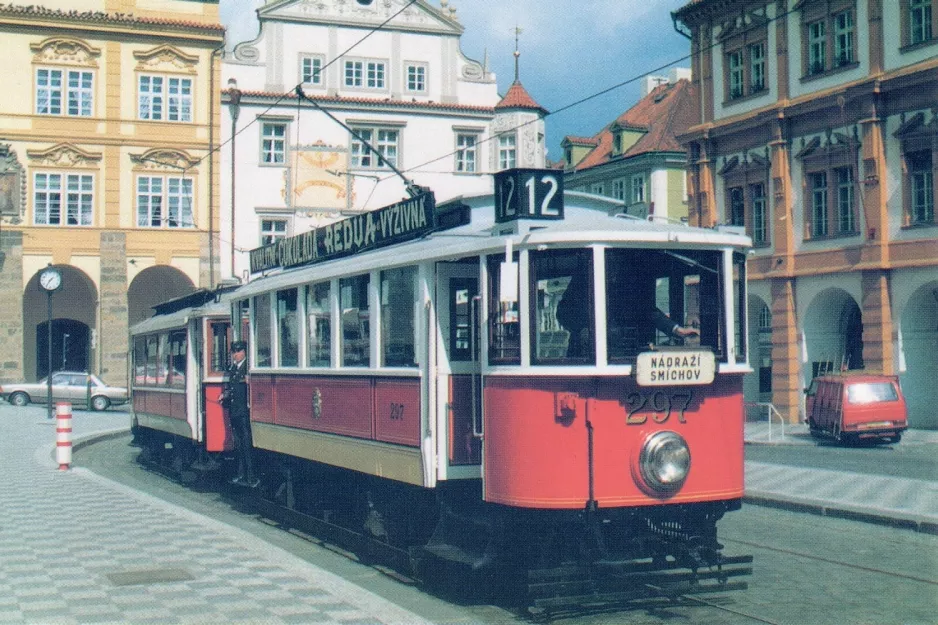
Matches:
[[635, 350, 716, 386], [249, 191, 436, 274]]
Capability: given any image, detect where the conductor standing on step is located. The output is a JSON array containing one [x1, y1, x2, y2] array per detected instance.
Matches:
[[220, 340, 257, 486]]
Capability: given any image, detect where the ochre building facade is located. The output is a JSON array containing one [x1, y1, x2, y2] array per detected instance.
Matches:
[[0, 1, 224, 387]]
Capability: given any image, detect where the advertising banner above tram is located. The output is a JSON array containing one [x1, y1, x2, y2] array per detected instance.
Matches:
[[249, 191, 436, 274]]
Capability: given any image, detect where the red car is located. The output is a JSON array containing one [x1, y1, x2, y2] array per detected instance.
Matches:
[[805, 374, 908, 444]]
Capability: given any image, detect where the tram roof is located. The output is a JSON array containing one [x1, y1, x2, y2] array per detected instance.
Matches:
[[130, 296, 230, 336], [235, 190, 751, 298]]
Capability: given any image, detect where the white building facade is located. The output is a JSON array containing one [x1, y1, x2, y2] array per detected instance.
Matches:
[[220, 0, 545, 281]]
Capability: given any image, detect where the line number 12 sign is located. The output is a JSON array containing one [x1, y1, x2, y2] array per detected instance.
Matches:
[[494, 168, 564, 223]]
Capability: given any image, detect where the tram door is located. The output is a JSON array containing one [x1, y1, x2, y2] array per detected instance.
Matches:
[[435, 261, 482, 478]]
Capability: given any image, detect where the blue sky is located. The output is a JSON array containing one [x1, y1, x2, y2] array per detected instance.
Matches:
[[219, 0, 693, 160]]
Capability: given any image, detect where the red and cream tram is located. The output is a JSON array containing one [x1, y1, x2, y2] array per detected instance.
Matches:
[[130, 289, 238, 468], [228, 169, 753, 600]]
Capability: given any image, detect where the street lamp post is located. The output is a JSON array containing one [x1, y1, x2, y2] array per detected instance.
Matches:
[[227, 78, 242, 281], [39, 265, 62, 420]]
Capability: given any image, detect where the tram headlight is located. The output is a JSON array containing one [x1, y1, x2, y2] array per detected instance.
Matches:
[[639, 431, 691, 493]]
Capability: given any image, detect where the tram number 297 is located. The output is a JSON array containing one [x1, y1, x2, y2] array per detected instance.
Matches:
[[626, 391, 695, 425]]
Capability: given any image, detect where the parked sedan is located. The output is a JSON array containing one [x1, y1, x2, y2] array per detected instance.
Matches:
[[0, 371, 128, 411]]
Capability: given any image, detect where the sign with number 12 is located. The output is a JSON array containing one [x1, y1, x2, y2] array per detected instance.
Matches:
[[494, 168, 564, 223]]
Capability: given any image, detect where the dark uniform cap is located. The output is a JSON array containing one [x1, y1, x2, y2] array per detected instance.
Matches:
[[231, 341, 247, 352]]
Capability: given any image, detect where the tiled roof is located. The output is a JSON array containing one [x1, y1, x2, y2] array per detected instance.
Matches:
[[0, 3, 225, 34], [564, 79, 698, 171], [562, 136, 600, 146], [495, 81, 548, 115], [233, 89, 497, 114]]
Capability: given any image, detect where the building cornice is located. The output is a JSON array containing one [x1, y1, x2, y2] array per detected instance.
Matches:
[[228, 89, 496, 118], [0, 3, 225, 38]]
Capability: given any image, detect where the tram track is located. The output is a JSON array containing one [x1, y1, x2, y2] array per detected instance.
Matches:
[[724, 537, 938, 587]]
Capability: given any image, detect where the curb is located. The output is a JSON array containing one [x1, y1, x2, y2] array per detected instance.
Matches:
[[743, 492, 938, 536]]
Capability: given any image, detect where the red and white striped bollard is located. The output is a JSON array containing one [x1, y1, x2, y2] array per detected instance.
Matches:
[[56, 402, 72, 471]]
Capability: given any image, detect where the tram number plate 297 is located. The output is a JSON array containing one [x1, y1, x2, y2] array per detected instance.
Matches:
[[626, 391, 694, 425]]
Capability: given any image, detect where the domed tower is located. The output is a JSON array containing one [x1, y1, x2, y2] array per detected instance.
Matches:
[[492, 29, 547, 170]]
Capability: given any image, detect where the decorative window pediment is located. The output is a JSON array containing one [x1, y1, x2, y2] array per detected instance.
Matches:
[[719, 6, 769, 42], [133, 44, 198, 73], [27, 143, 102, 168], [30, 37, 101, 67], [130, 148, 199, 173], [797, 130, 859, 166]]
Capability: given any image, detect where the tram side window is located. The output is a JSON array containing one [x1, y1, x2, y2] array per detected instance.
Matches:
[[169, 330, 186, 387], [134, 337, 147, 385], [254, 293, 272, 367], [605, 248, 724, 363], [733, 252, 747, 361], [487, 254, 520, 365], [277, 288, 299, 367], [156, 334, 170, 384], [531, 249, 593, 364], [340, 274, 370, 367], [306, 282, 331, 367], [145, 335, 158, 384], [381, 266, 417, 367], [209, 320, 230, 376]]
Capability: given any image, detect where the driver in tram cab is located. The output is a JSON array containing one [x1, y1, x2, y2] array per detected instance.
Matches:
[[651, 307, 699, 342], [220, 340, 258, 487]]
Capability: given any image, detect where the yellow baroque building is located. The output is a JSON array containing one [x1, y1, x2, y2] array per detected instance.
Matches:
[[0, 1, 223, 386]]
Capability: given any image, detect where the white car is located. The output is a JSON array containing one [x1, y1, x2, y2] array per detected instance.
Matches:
[[1, 371, 129, 411]]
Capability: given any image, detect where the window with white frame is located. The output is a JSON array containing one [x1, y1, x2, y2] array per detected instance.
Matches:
[[261, 122, 287, 165], [908, 150, 935, 225], [455, 133, 478, 173], [138, 75, 192, 122], [591, 183, 605, 195], [33, 173, 93, 226], [907, 0, 935, 46], [751, 182, 768, 246], [136, 175, 193, 228], [260, 218, 287, 245], [720, 155, 771, 246], [351, 126, 399, 169], [612, 178, 627, 201], [800, 1, 857, 77], [630, 174, 646, 204], [498, 133, 516, 170], [810, 171, 829, 237], [405, 63, 427, 93], [301, 55, 324, 85], [36, 69, 94, 117], [344, 59, 386, 90], [721, 15, 768, 101], [836, 167, 856, 233]]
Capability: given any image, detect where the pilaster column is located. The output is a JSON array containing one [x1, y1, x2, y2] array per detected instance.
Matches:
[[99, 232, 129, 387], [769, 116, 794, 261], [860, 94, 889, 266], [770, 277, 803, 423], [860, 270, 895, 375], [0, 231, 24, 383]]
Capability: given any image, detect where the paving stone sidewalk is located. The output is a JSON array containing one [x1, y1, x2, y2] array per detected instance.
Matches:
[[0, 404, 432, 625]]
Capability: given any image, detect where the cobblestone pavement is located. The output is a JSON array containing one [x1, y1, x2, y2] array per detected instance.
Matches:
[[0, 403, 432, 625]]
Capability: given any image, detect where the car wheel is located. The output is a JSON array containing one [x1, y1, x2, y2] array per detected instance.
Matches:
[[9, 392, 29, 407], [91, 395, 110, 411]]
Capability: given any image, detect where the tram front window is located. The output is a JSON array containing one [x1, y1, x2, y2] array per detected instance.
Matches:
[[606, 248, 724, 364], [531, 249, 593, 364]]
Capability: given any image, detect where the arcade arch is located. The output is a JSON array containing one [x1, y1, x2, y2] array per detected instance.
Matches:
[[24, 266, 97, 380], [801, 288, 863, 382], [128, 266, 195, 326], [744, 296, 772, 408], [898, 282, 938, 429]]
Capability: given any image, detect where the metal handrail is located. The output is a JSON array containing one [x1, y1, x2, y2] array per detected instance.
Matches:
[[746, 402, 786, 442]]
